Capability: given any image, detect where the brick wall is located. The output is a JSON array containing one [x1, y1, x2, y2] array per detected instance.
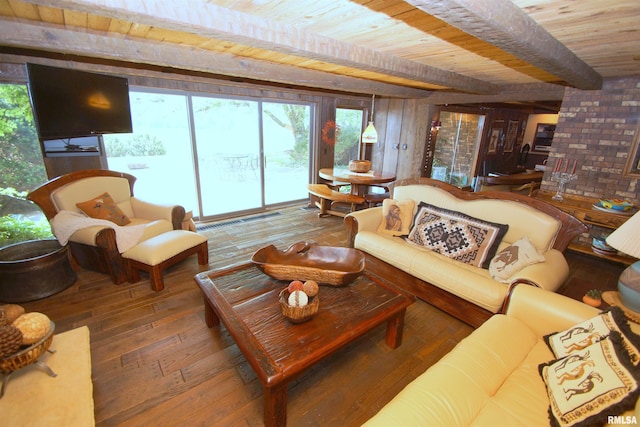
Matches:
[[543, 76, 640, 205]]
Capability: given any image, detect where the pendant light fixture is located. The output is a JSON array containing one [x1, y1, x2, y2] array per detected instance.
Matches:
[[361, 94, 378, 144]]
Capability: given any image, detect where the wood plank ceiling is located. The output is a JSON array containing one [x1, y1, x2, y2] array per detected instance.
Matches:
[[0, 0, 638, 104]]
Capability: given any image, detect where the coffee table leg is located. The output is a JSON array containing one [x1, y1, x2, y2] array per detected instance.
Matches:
[[203, 298, 220, 327], [385, 309, 406, 349], [263, 384, 287, 427]]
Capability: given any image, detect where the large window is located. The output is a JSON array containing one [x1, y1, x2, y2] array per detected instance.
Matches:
[[104, 90, 312, 220]]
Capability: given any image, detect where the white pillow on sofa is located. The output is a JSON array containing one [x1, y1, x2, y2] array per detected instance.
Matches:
[[489, 236, 545, 282]]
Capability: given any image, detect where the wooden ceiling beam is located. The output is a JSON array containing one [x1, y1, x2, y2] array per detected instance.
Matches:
[[0, 19, 434, 98], [405, 0, 603, 90], [20, 0, 497, 94], [425, 82, 566, 105]]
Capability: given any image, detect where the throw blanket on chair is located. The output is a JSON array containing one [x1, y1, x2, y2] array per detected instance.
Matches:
[[50, 210, 146, 253]]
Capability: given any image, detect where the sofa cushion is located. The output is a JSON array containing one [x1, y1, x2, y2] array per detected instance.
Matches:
[[377, 199, 415, 236], [544, 307, 640, 365], [354, 231, 420, 272], [406, 202, 508, 269], [410, 247, 509, 313], [76, 192, 131, 226], [489, 236, 546, 283], [539, 331, 640, 427]]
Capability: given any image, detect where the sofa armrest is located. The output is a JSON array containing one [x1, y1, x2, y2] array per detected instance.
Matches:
[[131, 197, 185, 230], [345, 207, 383, 247], [508, 249, 570, 292], [504, 283, 600, 337]]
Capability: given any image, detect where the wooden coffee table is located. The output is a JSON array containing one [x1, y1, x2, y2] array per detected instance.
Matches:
[[194, 262, 414, 427]]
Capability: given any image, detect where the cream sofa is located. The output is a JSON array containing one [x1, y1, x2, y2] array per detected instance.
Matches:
[[28, 169, 185, 285], [363, 284, 640, 426], [345, 178, 587, 327]]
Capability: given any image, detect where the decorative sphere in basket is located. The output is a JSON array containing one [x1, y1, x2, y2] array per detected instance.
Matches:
[[279, 288, 319, 324]]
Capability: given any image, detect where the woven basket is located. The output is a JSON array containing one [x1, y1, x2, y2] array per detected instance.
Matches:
[[349, 160, 371, 173], [0, 321, 55, 373], [279, 289, 319, 323]]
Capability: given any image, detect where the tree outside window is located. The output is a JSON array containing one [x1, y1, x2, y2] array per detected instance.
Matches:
[[0, 84, 52, 248]]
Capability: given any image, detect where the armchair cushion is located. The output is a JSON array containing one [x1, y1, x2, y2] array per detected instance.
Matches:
[[76, 192, 131, 226], [50, 210, 145, 253]]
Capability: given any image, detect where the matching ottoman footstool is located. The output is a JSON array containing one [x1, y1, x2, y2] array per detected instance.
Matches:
[[123, 230, 209, 291]]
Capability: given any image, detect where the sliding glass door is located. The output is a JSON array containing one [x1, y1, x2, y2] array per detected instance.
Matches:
[[262, 102, 310, 205], [105, 90, 312, 220], [192, 97, 261, 216]]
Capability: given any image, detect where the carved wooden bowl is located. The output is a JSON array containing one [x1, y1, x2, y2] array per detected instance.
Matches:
[[251, 241, 365, 286]]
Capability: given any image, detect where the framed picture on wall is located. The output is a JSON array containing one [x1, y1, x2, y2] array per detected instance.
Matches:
[[488, 128, 501, 154], [504, 120, 518, 153]]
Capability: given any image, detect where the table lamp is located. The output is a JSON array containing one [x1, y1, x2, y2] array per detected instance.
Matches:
[[606, 210, 640, 312]]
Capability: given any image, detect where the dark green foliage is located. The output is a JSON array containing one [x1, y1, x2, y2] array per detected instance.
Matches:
[[0, 215, 53, 246], [0, 84, 47, 192]]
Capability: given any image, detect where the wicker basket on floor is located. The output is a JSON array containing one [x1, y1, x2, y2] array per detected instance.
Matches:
[[0, 321, 55, 373]]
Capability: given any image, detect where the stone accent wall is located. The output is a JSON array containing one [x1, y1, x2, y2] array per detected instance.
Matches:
[[543, 76, 640, 205]]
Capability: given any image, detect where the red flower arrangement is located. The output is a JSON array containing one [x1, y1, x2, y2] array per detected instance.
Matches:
[[321, 120, 340, 146]]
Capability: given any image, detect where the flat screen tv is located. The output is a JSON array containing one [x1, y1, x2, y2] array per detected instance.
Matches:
[[26, 63, 133, 141]]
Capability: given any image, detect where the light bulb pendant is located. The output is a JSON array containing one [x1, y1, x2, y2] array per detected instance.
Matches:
[[362, 121, 378, 144]]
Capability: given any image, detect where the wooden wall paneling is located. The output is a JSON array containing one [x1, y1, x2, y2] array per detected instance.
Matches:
[[381, 98, 404, 174], [395, 99, 431, 180], [317, 96, 337, 174], [370, 96, 389, 173]]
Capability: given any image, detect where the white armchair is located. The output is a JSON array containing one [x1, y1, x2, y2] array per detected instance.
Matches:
[[28, 169, 185, 284]]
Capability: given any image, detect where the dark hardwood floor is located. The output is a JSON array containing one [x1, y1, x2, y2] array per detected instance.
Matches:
[[15, 205, 622, 426]]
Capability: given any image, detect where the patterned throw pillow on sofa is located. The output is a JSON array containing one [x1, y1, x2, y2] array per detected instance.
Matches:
[[489, 236, 546, 282], [76, 192, 131, 226], [405, 202, 508, 269], [539, 331, 640, 427], [544, 306, 640, 366]]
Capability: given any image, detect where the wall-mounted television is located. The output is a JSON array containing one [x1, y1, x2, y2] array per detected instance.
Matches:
[[26, 63, 133, 141]]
